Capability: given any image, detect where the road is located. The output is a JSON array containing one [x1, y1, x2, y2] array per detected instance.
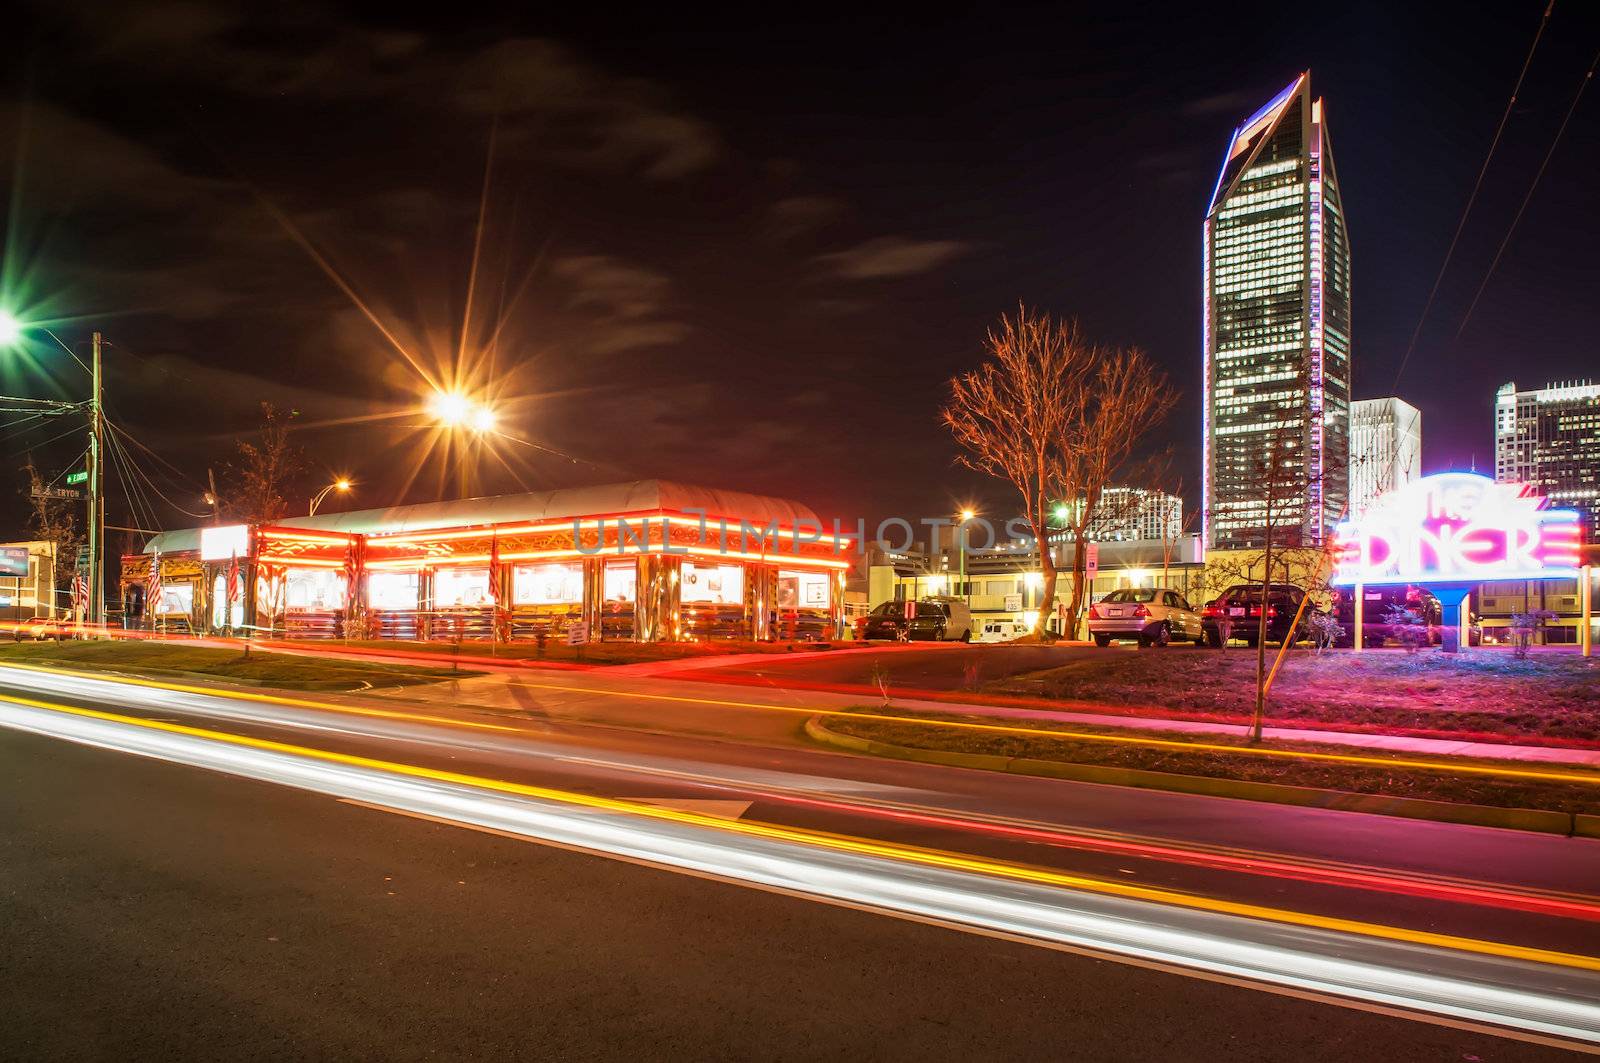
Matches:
[[3, 661, 1599, 1058]]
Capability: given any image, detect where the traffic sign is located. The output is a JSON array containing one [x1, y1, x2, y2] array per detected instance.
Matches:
[[31, 486, 81, 501], [1084, 542, 1100, 581], [65, 470, 88, 485], [566, 621, 590, 645]]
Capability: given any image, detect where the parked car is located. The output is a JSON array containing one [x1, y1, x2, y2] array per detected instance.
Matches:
[[857, 600, 913, 642], [10, 616, 75, 642], [1328, 585, 1442, 648], [973, 619, 1028, 643], [1088, 588, 1204, 647], [906, 596, 974, 642], [1200, 583, 1317, 648]]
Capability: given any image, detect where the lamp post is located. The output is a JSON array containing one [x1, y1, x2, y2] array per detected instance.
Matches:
[[309, 478, 353, 517], [957, 508, 976, 606], [0, 312, 104, 628]]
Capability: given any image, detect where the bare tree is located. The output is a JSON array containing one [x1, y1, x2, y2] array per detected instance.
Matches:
[[21, 459, 84, 602], [222, 403, 306, 525], [1053, 349, 1178, 639], [943, 306, 1073, 636], [1203, 398, 1347, 741]]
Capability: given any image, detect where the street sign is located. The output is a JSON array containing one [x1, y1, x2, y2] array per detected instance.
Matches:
[[65, 470, 88, 485], [31, 487, 81, 501], [1084, 543, 1100, 581], [566, 621, 590, 646], [0, 547, 29, 578]]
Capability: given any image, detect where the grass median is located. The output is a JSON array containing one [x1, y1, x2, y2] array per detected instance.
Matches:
[[819, 704, 1600, 816], [986, 649, 1600, 748], [0, 640, 477, 692]]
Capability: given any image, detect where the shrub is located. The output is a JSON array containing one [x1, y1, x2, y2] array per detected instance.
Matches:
[[1306, 611, 1343, 654], [1383, 605, 1429, 653], [1510, 609, 1559, 659]]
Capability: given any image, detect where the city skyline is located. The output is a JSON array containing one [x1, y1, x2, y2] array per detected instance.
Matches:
[[2, 4, 1598, 534]]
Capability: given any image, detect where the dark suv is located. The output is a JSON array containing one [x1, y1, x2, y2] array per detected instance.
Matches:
[[858, 601, 912, 641], [1201, 583, 1315, 648]]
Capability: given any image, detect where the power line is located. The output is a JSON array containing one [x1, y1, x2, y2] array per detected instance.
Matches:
[[1456, 44, 1599, 338], [1392, 0, 1555, 389]]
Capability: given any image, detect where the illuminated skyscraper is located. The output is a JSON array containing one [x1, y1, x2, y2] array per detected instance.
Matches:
[[1350, 397, 1421, 516], [1203, 72, 1350, 552], [1496, 380, 1600, 542]]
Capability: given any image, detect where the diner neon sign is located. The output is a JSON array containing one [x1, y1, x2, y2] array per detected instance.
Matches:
[[1331, 472, 1582, 586]]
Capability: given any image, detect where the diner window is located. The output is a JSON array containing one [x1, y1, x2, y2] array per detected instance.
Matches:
[[681, 562, 743, 604], [368, 571, 420, 611], [514, 561, 583, 605], [434, 567, 491, 608], [156, 582, 194, 616], [777, 569, 831, 610], [604, 561, 637, 604], [286, 568, 345, 611]]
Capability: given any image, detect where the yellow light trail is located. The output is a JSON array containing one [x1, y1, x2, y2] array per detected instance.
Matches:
[[3, 659, 1599, 787], [2, 686, 1597, 976]]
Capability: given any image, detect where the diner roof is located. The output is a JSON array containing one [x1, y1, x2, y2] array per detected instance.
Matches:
[[142, 479, 824, 554]]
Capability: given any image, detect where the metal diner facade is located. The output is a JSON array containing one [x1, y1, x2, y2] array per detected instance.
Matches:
[[121, 480, 850, 642]]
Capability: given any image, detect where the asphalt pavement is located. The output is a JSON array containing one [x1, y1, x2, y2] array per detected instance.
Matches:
[[2, 727, 1584, 1063]]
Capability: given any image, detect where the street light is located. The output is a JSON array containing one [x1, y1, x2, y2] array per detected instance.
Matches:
[[1, 310, 105, 627], [956, 507, 978, 607], [309, 478, 353, 517]]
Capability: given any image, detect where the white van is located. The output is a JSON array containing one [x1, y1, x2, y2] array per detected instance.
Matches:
[[973, 620, 1027, 644], [906, 596, 974, 642]]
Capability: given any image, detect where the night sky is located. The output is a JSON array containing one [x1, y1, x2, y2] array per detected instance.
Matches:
[[3, 1, 1597, 538]]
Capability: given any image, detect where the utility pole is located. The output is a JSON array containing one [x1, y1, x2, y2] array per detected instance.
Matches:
[[88, 332, 104, 628]]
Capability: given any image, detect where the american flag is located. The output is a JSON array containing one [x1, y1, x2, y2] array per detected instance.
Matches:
[[145, 552, 163, 619], [487, 533, 501, 608], [71, 569, 89, 617]]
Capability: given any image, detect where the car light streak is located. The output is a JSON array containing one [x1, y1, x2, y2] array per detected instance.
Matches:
[[2, 663, 1599, 927], [3, 694, 1600, 1047], [3, 661, 1598, 787]]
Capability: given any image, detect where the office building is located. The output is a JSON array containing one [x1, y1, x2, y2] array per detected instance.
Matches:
[[1349, 397, 1421, 515], [1495, 380, 1600, 542], [1203, 71, 1351, 552]]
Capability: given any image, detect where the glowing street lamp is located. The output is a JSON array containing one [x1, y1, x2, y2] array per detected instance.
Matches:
[[429, 390, 473, 426], [1, 308, 107, 627], [956, 506, 979, 606], [309, 477, 353, 516]]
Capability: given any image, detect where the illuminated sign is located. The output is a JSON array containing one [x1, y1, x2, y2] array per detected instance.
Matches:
[[200, 524, 252, 561], [1331, 473, 1581, 586]]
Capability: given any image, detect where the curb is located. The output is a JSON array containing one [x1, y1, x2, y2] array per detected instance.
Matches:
[[803, 716, 1594, 838]]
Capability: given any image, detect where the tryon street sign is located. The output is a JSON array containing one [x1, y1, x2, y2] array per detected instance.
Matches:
[[1331, 472, 1582, 587], [31, 486, 81, 501]]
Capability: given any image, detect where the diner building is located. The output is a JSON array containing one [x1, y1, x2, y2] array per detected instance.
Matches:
[[121, 480, 849, 643]]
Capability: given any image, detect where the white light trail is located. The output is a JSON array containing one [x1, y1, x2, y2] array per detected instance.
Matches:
[[2, 695, 1598, 1047]]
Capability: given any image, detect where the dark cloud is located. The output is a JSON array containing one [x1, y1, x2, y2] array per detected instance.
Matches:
[[764, 194, 845, 242], [812, 236, 973, 280]]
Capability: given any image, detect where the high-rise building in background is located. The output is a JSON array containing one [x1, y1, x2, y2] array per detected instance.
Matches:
[[1349, 397, 1421, 515], [1495, 381, 1600, 542], [1202, 71, 1351, 552], [1056, 487, 1185, 543]]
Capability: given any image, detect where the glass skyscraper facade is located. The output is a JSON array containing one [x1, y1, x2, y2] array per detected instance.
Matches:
[[1203, 72, 1350, 552], [1496, 380, 1600, 543]]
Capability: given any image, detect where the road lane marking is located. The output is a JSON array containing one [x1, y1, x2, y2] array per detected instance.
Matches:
[[2, 688, 1598, 976]]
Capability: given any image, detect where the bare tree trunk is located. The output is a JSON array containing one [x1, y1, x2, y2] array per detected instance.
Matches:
[[1251, 534, 1271, 743]]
